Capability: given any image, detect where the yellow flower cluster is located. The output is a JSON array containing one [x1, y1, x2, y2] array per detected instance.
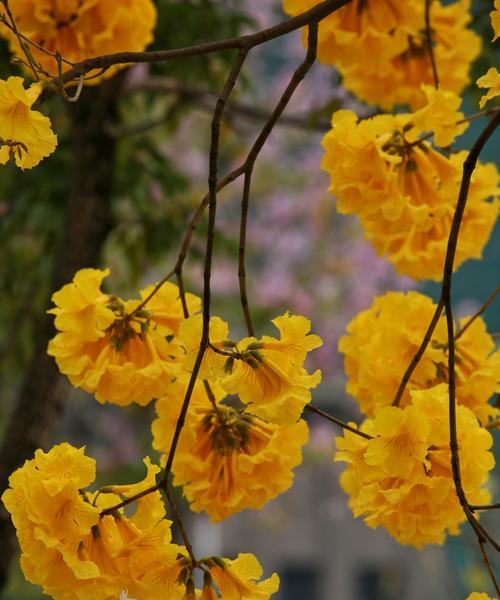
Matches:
[[335, 385, 494, 548], [48, 268, 200, 406], [283, 0, 480, 109], [321, 109, 498, 280], [2, 443, 280, 599], [339, 291, 500, 424], [179, 312, 322, 425], [1, 443, 182, 599], [152, 378, 309, 522], [466, 594, 494, 600], [0, 76, 57, 169], [0, 0, 156, 82]]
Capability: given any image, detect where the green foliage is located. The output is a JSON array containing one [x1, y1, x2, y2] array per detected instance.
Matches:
[[151, 0, 254, 85]]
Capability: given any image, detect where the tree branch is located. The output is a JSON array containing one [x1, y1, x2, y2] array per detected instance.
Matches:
[[39, 0, 350, 97]]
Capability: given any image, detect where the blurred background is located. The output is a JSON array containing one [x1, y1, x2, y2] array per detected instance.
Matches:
[[0, 0, 498, 598]]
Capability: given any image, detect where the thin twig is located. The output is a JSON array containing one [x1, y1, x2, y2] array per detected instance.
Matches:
[[478, 541, 500, 597], [470, 503, 500, 511], [238, 24, 320, 336], [238, 170, 256, 336], [408, 107, 500, 148], [454, 286, 499, 341], [158, 49, 248, 494], [424, 0, 439, 88], [306, 404, 373, 441], [164, 485, 197, 566], [444, 112, 500, 555]]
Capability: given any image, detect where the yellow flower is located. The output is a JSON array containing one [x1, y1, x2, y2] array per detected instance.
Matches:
[[284, 0, 479, 110], [477, 67, 500, 109], [179, 313, 322, 425], [152, 377, 309, 522], [339, 291, 500, 423], [48, 268, 115, 341], [466, 594, 494, 600], [340, 0, 480, 110], [2, 443, 186, 599], [335, 385, 494, 548], [48, 269, 197, 406], [412, 85, 468, 147], [1, 0, 157, 83], [1, 443, 109, 599], [206, 554, 279, 600], [139, 281, 200, 336], [0, 76, 57, 168], [179, 314, 231, 380], [283, 0, 420, 71], [222, 314, 322, 424], [322, 109, 498, 280], [492, 0, 500, 41]]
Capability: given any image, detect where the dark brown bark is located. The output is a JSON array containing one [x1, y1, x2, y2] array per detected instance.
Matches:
[[0, 75, 123, 592]]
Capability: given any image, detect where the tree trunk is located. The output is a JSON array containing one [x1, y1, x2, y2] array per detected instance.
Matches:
[[0, 75, 123, 592]]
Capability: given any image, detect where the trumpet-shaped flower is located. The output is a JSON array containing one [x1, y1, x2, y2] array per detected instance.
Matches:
[[1, 0, 157, 83], [179, 314, 231, 380], [335, 385, 494, 548], [0, 77, 57, 168], [322, 110, 498, 280], [339, 291, 500, 423], [152, 377, 308, 521], [222, 314, 322, 424], [179, 313, 322, 425], [412, 85, 468, 147], [204, 554, 279, 600], [48, 269, 198, 406]]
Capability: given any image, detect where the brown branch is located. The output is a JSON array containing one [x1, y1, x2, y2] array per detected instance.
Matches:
[[103, 50, 249, 516], [424, 0, 439, 88], [306, 404, 373, 441], [470, 503, 500, 511], [237, 24, 320, 337], [454, 286, 499, 342], [478, 541, 500, 598], [40, 0, 350, 96], [444, 112, 500, 563], [159, 47, 248, 488]]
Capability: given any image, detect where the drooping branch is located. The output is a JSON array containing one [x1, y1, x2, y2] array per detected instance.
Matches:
[[238, 23, 320, 337], [442, 111, 500, 559]]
